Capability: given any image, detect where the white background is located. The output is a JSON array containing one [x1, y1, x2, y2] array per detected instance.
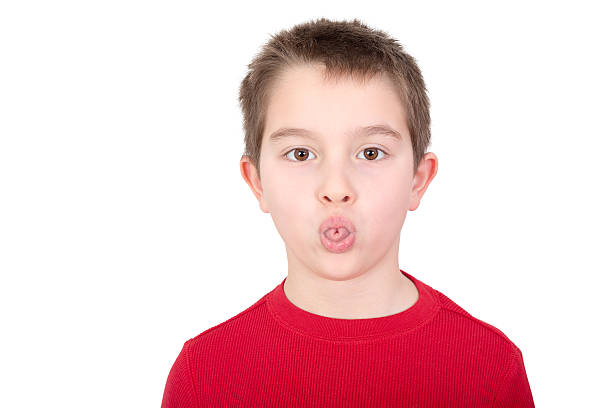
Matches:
[[1, 1, 610, 406]]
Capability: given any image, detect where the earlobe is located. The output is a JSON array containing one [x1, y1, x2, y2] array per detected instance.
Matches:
[[409, 152, 438, 211], [240, 156, 269, 213]]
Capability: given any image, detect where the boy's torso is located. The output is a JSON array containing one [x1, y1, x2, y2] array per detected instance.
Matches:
[[178, 277, 525, 407]]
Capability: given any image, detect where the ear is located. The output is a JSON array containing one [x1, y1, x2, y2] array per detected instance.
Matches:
[[409, 152, 438, 211], [240, 155, 270, 213]]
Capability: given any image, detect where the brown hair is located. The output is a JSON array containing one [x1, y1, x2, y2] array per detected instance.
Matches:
[[238, 17, 431, 178]]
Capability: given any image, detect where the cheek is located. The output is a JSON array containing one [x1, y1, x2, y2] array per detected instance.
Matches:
[[361, 174, 412, 229], [267, 177, 313, 220], [270, 168, 315, 197], [363, 167, 412, 202]]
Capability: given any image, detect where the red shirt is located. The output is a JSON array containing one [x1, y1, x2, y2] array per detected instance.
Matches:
[[161, 270, 535, 407]]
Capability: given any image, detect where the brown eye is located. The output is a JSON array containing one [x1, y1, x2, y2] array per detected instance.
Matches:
[[364, 148, 378, 160], [359, 147, 387, 161], [284, 148, 314, 162], [283, 147, 387, 162]]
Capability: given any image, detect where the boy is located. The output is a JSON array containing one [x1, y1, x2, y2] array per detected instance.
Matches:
[[161, 17, 534, 407]]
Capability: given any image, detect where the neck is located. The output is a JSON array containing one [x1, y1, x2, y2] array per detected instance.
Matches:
[[283, 267, 419, 319]]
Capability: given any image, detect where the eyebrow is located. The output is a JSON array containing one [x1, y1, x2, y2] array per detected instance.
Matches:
[[268, 124, 403, 144]]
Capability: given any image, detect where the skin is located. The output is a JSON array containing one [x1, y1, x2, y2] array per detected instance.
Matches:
[[240, 63, 438, 319]]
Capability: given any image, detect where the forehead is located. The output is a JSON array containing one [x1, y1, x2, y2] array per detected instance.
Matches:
[[263, 64, 409, 143]]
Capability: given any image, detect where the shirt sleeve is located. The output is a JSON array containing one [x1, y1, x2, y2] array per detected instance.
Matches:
[[161, 340, 198, 408], [493, 347, 535, 407]]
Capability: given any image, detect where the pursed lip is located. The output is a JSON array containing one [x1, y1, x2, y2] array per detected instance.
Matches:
[[319, 215, 356, 234]]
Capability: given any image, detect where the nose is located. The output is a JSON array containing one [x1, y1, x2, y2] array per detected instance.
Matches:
[[320, 193, 351, 203], [318, 169, 355, 205]]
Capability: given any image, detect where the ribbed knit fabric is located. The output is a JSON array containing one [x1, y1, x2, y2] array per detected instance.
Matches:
[[161, 270, 534, 407]]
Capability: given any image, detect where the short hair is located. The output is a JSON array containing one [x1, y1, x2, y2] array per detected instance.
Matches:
[[238, 17, 431, 178]]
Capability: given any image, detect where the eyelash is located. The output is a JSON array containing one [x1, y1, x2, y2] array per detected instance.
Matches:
[[282, 146, 390, 163]]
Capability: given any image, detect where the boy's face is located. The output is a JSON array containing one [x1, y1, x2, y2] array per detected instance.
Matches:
[[241, 63, 437, 280]]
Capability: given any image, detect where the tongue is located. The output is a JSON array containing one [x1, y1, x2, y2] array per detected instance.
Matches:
[[324, 227, 350, 242]]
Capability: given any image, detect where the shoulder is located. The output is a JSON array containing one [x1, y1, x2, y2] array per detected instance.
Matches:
[[423, 282, 525, 382], [425, 284, 533, 405], [430, 285, 521, 351], [186, 289, 272, 348]]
